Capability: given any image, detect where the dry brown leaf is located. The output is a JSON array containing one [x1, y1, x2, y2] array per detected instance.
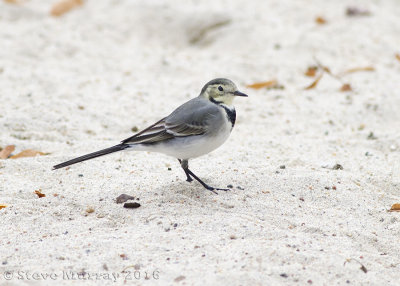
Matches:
[[189, 19, 232, 45], [340, 83, 352, 92], [396, 54, 400, 62], [344, 66, 375, 74], [0, 205, 7, 210], [3, 0, 25, 4], [305, 73, 323, 90], [10, 149, 46, 159], [315, 16, 327, 25], [389, 203, 400, 212], [34, 190, 46, 198], [51, 0, 83, 17], [344, 258, 368, 273], [246, 80, 278, 89], [0, 145, 15, 159], [305, 66, 318, 77], [313, 59, 337, 80]]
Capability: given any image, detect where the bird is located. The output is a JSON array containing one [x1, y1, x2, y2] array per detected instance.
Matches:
[[53, 78, 248, 193]]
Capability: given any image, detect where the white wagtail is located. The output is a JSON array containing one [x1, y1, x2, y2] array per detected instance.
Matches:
[[53, 78, 248, 193]]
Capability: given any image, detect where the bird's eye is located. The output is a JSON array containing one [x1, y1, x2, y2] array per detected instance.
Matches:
[[218, 86, 223, 91]]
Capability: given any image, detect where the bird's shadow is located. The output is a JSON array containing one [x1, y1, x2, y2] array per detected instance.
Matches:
[[154, 180, 225, 202]]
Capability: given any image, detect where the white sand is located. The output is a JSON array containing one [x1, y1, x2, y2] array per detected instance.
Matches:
[[1, 0, 400, 285]]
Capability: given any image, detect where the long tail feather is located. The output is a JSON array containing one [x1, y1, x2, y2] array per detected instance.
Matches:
[[52, 144, 128, 170]]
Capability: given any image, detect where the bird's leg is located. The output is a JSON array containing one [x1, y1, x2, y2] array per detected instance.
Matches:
[[179, 159, 229, 194], [178, 159, 193, 182]]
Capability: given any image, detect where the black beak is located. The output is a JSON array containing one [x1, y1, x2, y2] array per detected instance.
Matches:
[[233, 90, 248, 97]]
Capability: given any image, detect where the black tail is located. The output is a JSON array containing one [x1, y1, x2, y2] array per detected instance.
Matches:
[[52, 144, 128, 170]]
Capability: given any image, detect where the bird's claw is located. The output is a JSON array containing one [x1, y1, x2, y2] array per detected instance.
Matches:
[[206, 186, 230, 194]]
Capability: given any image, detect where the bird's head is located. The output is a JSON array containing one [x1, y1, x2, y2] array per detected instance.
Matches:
[[200, 78, 248, 106]]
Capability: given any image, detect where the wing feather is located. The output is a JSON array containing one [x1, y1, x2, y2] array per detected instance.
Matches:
[[121, 97, 219, 145], [165, 122, 206, 136], [121, 118, 207, 145]]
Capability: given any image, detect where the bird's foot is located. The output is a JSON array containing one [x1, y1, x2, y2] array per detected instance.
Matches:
[[205, 185, 230, 194], [215, 187, 230, 192], [186, 176, 193, 183]]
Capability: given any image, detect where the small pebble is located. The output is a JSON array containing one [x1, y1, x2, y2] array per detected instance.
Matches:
[[279, 165, 286, 169], [227, 184, 233, 188], [346, 7, 371, 17], [237, 186, 244, 190], [86, 207, 95, 214], [174, 276, 186, 282], [280, 273, 288, 278], [78, 174, 83, 177], [123, 202, 141, 209], [116, 194, 135, 204], [322, 163, 343, 170], [332, 164, 343, 170], [367, 132, 377, 140]]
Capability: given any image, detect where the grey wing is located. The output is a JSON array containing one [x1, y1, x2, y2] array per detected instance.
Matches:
[[121, 97, 219, 145], [121, 117, 173, 144]]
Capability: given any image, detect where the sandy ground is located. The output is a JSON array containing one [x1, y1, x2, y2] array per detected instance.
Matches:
[[1, 0, 400, 285]]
